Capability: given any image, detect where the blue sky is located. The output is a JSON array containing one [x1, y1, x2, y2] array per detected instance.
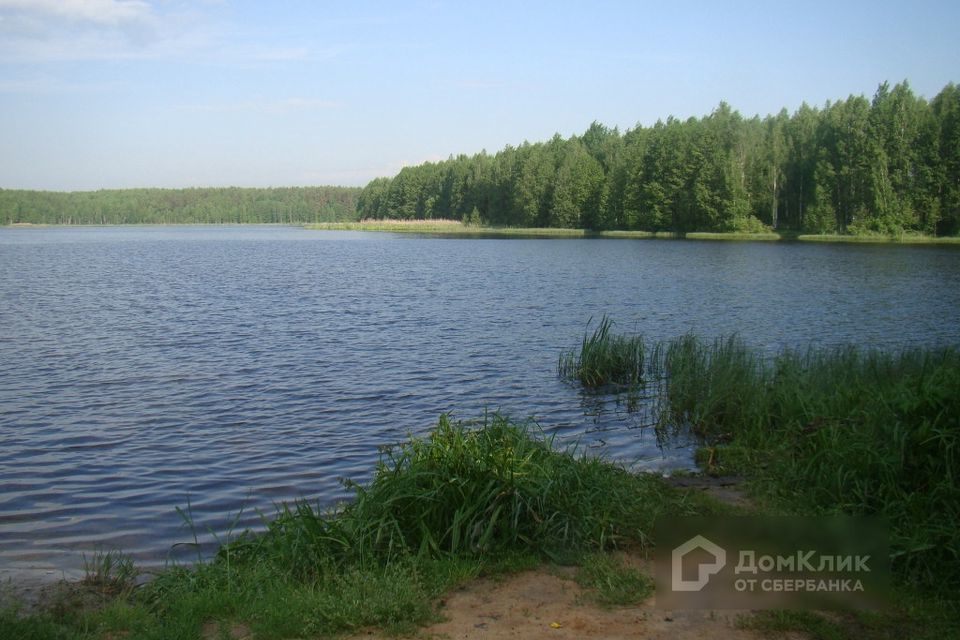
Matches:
[[1, 0, 957, 191]]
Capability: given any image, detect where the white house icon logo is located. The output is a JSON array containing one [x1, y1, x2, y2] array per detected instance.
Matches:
[[672, 535, 727, 591]]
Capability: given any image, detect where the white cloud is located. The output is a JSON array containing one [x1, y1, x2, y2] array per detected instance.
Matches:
[[0, 1, 337, 67], [0, 0, 154, 27], [0, 0, 164, 61]]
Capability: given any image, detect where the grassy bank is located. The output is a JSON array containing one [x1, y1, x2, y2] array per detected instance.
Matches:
[[563, 324, 960, 590], [795, 232, 960, 244], [690, 231, 960, 243], [559, 325, 960, 639], [307, 220, 667, 238], [1, 415, 713, 639], [653, 335, 960, 590], [305, 220, 960, 243]]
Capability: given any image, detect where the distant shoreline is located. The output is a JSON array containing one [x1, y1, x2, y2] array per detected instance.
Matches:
[[305, 220, 960, 244], [6, 221, 960, 244], [3, 222, 299, 228]]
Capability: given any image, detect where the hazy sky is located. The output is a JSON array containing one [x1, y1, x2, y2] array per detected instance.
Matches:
[[1, 1, 957, 191]]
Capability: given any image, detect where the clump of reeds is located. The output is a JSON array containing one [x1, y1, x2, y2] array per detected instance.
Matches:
[[81, 549, 138, 596], [558, 316, 646, 388], [653, 333, 764, 439]]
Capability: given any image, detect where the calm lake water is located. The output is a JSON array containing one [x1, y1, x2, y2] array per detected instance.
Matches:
[[2, 226, 959, 578]]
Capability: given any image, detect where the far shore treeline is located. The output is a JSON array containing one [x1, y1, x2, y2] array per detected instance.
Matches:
[[359, 81, 960, 236], [0, 186, 361, 226], [3, 81, 959, 236]]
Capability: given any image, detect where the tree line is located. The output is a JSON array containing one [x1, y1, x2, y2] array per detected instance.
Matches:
[[0, 186, 361, 225], [357, 81, 960, 235]]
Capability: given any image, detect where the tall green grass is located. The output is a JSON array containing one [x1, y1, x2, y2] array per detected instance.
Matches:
[[654, 336, 960, 590], [652, 334, 764, 439], [81, 549, 138, 596], [307, 220, 664, 238], [558, 316, 646, 388], [225, 414, 690, 578], [559, 318, 959, 591]]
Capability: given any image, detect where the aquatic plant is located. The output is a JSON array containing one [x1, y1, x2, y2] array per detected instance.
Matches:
[[654, 333, 764, 439], [560, 316, 960, 589], [81, 549, 138, 596], [558, 315, 646, 388]]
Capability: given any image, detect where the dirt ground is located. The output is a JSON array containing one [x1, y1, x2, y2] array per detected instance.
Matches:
[[349, 560, 763, 640]]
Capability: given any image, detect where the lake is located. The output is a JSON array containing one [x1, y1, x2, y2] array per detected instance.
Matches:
[[2, 226, 959, 579]]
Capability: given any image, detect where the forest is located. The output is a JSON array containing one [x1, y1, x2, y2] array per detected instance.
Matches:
[[0, 186, 360, 225], [357, 81, 960, 236]]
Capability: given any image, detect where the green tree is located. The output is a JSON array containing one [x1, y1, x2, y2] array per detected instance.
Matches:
[[864, 81, 927, 233], [357, 177, 392, 219], [931, 83, 960, 234], [550, 140, 604, 228]]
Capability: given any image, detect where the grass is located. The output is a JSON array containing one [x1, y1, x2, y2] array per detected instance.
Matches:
[[555, 321, 959, 637], [10, 218, 959, 243], [307, 219, 662, 237], [226, 413, 694, 571], [305, 220, 960, 243], [558, 315, 646, 388], [307, 218, 470, 233], [655, 337, 960, 590], [685, 231, 784, 241], [136, 558, 466, 639], [557, 319, 960, 592], [689, 230, 960, 244], [796, 232, 960, 244], [737, 594, 960, 640], [574, 553, 654, 606], [81, 549, 138, 596], [651, 333, 763, 440]]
